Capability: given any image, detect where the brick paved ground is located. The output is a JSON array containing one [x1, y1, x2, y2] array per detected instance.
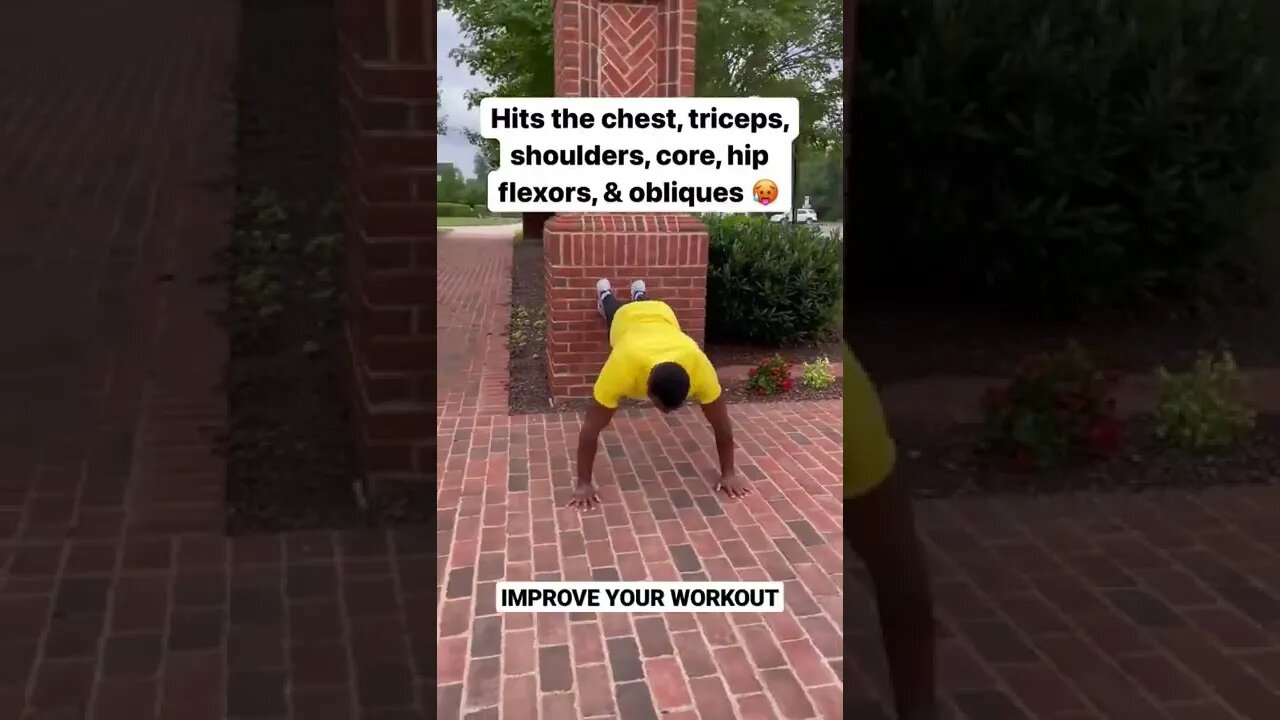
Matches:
[[436, 233, 845, 719], [887, 489, 1280, 719]]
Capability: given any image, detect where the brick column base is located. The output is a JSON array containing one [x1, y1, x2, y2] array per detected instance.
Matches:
[[544, 214, 708, 400], [336, 0, 431, 498]]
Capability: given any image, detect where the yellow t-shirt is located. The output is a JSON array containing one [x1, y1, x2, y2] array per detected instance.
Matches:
[[844, 345, 896, 498], [592, 301, 722, 408]]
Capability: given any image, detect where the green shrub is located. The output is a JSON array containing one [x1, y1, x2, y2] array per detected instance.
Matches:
[[800, 357, 837, 390], [437, 202, 475, 217], [1154, 349, 1255, 451], [705, 215, 843, 344], [979, 342, 1119, 469], [850, 0, 1280, 316]]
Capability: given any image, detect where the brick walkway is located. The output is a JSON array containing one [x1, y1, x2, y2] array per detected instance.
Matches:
[[436, 233, 845, 719], [896, 489, 1280, 719]]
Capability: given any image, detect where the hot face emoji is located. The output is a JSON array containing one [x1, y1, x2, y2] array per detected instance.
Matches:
[[752, 179, 778, 206]]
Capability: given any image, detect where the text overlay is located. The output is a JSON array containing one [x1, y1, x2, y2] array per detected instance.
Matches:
[[496, 581, 786, 613], [480, 97, 799, 213]]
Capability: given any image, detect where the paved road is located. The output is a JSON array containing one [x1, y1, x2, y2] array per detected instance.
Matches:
[[439, 223, 521, 239]]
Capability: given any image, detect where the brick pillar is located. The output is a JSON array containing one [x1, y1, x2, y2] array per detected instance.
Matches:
[[545, 0, 708, 400], [336, 0, 432, 497]]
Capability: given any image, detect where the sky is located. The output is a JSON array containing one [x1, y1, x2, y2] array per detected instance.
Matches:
[[437, 10, 485, 178]]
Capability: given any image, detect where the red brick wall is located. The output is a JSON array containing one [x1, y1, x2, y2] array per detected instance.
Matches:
[[547, 0, 707, 399], [543, 214, 708, 398], [336, 0, 431, 495]]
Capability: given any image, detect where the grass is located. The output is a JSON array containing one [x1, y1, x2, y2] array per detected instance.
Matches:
[[437, 216, 518, 227]]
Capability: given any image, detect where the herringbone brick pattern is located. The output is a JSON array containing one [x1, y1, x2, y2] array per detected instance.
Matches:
[[598, 4, 659, 98]]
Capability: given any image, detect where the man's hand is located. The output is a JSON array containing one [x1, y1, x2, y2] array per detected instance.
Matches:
[[569, 482, 600, 510], [716, 469, 751, 498], [700, 397, 742, 497], [573, 400, 615, 510]]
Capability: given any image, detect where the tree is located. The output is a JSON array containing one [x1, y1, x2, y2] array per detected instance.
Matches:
[[436, 77, 446, 135], [441, 0, 842, 170], [437, 165, 469, 205], [462, 178, 488, 209], [796, 142, 842, 219]]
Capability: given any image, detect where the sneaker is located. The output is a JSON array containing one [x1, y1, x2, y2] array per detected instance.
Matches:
[[596, 278, 613, 317], [630, 279, 647, 301]]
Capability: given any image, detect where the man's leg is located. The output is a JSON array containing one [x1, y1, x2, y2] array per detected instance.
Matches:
[[597, 279, 622, 328], [846, 474, 937, 719]]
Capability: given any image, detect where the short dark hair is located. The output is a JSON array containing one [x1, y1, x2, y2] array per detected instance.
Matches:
[[648, 362, 690, 409]]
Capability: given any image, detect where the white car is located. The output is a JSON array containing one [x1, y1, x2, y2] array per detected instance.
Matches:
[[771, 208, 819, 225]]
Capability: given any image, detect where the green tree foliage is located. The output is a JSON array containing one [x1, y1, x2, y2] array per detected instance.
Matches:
[[441, 0, 843, 170], [796, 142, 843, 219], [436, 165, 470, 204], [436, 77, 446, 135], [437, 162, 491, 210]]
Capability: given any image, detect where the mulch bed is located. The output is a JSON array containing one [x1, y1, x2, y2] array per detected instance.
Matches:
[[509, 237, 554, 414], [507, 237, 844, 415], [854, 294, 1280, 495], [705, 340, 843, 369], [226, 0, 410, 533], [897, 414, 1280, 498], [722, 384, 843, 403]]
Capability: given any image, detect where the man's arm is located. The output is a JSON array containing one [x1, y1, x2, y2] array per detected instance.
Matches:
[[571, 400, 615, 509], [700, 397, 750, 497]]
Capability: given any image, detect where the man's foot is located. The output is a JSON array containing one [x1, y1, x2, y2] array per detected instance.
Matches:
[[630, 279, 647, 301], [596, 278, 613, 318]]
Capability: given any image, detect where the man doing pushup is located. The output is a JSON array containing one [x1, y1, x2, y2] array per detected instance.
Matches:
[[569, 278, 748, 509]]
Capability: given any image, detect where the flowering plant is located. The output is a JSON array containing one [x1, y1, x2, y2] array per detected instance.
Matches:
[[978, 342, 1119, 469], [1155, 349, 1255, 451], [800, 356, 837, 389], [746, 354, 794, 395]]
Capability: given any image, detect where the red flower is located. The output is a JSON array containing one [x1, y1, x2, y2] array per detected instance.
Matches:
[[756, 387, 766, 395], [781, 378, 794, 391], [1087, 418, 1119, 454]]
